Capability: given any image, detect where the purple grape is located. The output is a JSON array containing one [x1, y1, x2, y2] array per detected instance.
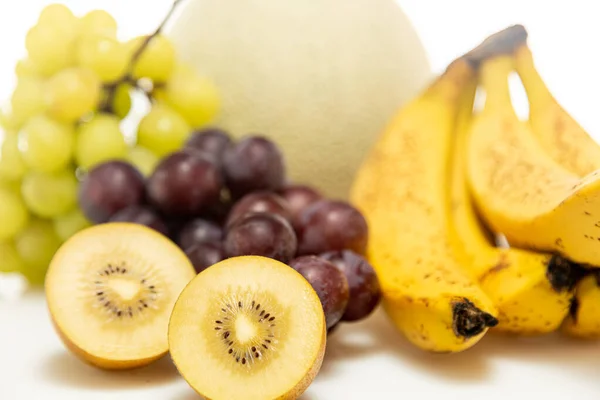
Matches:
[[289, 255, 349, 329], [79, 161, 145, 223], [320, 250, 381, 322], [108, 205, 168, 236], [162, 217, 186, 240], [226, 191, 292, 228], [224, 213, 297, 263], [108, 206, 169, 236], [177, 218, 223, 249], [222, 136, 286, 198], [185, 241, 226, 273], [184, 127, 232, 165], [296, 200, 368, 255], [201, 198, 232, 225], [278, 184, 322, 228], [146, 151, 223, 216]]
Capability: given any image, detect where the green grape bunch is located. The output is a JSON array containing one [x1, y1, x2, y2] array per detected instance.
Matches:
[[0, 2, 221, 285]]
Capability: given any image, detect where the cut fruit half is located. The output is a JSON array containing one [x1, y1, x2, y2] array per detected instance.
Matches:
[[169, 255, 326, 400], [45, 222, 196, 370]]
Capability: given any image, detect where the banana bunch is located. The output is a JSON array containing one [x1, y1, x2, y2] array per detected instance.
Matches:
[[351, 24, 600, 353]]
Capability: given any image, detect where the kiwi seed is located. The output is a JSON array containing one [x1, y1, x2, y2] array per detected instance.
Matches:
[[208, 290, 285, 368], [88, 260, 165, 323]]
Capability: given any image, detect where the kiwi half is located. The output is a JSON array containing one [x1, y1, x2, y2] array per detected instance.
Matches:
[[169, 255, 326, 400], [45, 222, 196, 370]]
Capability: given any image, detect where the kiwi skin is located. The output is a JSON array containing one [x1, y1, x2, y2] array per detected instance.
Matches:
[[50, 316, 166, 370], [168, 255, 327, 400]]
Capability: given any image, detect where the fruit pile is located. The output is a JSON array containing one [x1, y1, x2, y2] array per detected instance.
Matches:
[[79, 127, 381, 331], [0, 3, 219, 283], [8, 3, 600, 398], [32, 4, 381, 398], [352, 24, 600, 353]]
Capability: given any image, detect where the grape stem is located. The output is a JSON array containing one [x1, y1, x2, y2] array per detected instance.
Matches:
[[100, 0, 185, 113], [124, 0, 184, 77]]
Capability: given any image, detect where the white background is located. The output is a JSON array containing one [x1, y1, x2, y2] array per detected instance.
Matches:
[[2, 1, 600, 399]]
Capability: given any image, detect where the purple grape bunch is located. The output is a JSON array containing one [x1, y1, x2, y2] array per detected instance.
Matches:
[[78, 127, 380, 328]]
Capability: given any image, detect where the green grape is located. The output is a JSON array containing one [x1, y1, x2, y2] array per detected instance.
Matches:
[[137, 104, 191, 157], [99, 84, 132, 119], [151, 87, 167, 103], [15, 58, 42, 79], [45, 67, 101, 123], [53, 208, 91, 241], [80, 10, 117, 39], [164, 64, 221, 128], [75, 113, 127, 169], [0, 134, 27, 181], [25, 23, 76, 77], [18, 115, 74, 173], [37, 3, 78, 41], [11, 78, 47, 127], [0, 178, 21, 195], [15, 219, 62, 284], [0, 241, 26, 273], [21, 170, 77, 218], [129, 35, 175, 82], [76, 35, 128, 82], [108, 84, 132, 119], [0, 103, 20, 131], [0, 187, 29, 240], [127, 146, 158, 176], [38, 3, 76, 27]]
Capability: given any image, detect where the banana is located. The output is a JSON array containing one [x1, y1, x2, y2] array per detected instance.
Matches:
[[351, 57, 498, 353], [514, 45, 600, 338], [466, 55, 600, 267], [450, 72, 578, 334], [562, 272, 600, 338], [514, 44, 600, 175]]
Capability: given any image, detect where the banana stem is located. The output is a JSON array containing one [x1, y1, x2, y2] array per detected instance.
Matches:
[[426, 59, 475, 104], [465, 24, 528, 67], [514, 45, 554, 108], [479, 56, 515, 114]]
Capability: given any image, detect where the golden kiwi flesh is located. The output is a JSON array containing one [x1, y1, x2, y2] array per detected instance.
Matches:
[[169, 255, 326, 400], [45, 223, 196, 370]]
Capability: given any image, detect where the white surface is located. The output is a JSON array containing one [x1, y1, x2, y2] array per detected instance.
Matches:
[[3, 291, 600, 400], [3, 1, 600, 399]]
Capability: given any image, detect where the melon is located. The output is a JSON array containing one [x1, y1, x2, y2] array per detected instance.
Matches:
[[165, 0, 431, 199]]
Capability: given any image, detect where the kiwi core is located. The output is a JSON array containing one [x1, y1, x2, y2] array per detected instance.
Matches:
[[235, 314, 258, 343], [91, 262, 164, 320], [109, 278, 142, 301], [209, 291, 285, 367]]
